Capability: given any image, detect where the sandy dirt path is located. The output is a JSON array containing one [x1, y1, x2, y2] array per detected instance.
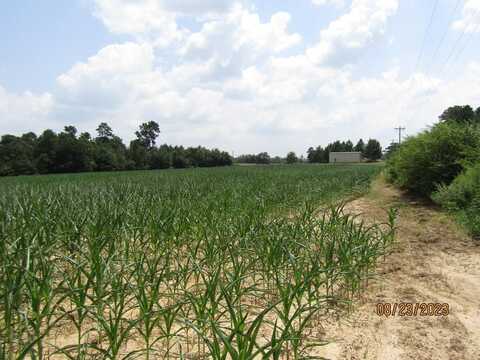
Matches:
[[315, 179, 480, 360]]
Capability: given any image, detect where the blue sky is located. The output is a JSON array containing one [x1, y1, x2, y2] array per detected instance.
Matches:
[[1, 0, 479, 156]]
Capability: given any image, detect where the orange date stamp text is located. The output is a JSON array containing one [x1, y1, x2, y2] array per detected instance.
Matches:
[[375, 303, 449, 317]]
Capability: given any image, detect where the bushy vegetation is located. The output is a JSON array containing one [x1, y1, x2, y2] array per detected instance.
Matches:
[[386, 122, 480, 196], [386, 104, 480, 236], [433, 164, 480, 237], [0, 122, 232, 177], [0, 165, 395, 359]]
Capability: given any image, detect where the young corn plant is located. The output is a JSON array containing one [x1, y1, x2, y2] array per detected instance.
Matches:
[[55, 249, 96, 359], [133, 251, 169, 360], [90, 259, 137, 360], [0, 164, 389, 359]]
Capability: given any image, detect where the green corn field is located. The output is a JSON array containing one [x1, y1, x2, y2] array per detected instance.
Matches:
[[0, 164, 396, 359]]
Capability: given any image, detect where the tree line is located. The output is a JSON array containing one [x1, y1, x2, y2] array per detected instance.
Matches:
[[1, 121, 387, 175], [235, 152, 273, 164], [234, 152, 302, 165], [307, 138, 382, 163], [234, 138, 382, 166], [0, 121, 233, 176]]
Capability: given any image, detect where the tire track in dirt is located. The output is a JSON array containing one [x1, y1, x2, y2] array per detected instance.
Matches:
[[314, 179, 480, 360]]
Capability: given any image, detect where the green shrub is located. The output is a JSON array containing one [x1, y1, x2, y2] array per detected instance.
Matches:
[[433, 164, 480, 237], [386, 122, 480, 196]]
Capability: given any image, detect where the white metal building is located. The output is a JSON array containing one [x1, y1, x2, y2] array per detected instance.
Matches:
[[329, 152, 362, 163]]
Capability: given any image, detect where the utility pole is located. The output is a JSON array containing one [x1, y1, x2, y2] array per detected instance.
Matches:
[[394, 126, 406, 144]]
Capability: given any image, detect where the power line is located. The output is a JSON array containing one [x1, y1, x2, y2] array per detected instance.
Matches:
[[394, 0, 440, 129], [408, 3, 479, 127], [425, 0, 462, 72], [414, 0, 440, 72], [444, 21, 480, 76], [436, 6, 480, 76]]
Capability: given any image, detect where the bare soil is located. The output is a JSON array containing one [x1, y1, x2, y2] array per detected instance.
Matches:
[[314, 178, 480, 360]]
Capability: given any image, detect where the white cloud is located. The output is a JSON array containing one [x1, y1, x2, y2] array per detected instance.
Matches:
[[5, 39, 480, 156], [0, 86, 55, 135], [47, 35, 476, 155], [50, 42, 230, 141], [307, 0, 398, 65], [162, 0, 238, 16], [93, 0, 181, 46], [4, 0, 480, 156], [179, 5, 302, 78], [64, 0, 397, 139], [312, 0, 345, 7], [57, 42, 156, 108], [452, 0, 480, 33], [224, 55, 341, 107], [92, 0, 241, 46]]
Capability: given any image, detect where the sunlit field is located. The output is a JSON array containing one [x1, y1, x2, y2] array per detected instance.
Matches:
[[0, 164, 396, 359]]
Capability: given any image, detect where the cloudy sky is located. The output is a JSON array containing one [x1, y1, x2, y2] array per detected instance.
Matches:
[[1, 0, 480, 156]]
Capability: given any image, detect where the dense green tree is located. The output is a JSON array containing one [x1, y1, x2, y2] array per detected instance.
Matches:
[[439, 105, 476, 124], [94, 124, 127, 171], [0, 121, 232, 176], [172, 148, 189, 169], [475, 107, 480, 121], [151, 144, 172, 169], [0, 135, 36, 176], [96, 122, 114, 141], [35, 130, 58, 173], [135, 121, 161, 149], [55, 126, 94, 173], [150, 147, 171, 169], [129, 121, 161, 168], [128, 139, 149, 170], [384, 142, 400, 160], [354, 139, 365, 154], [286, 152, 298, 164], [330, 141, 343, 152], [306, 148, 314, 162], [307, 146, 325, 163], [270, 156, 284, 164], [364, 139, 382, 161], [236, 153, 271, 164], [63, 125, 78, 137], [79, 132, 92, 142], [21, 132, 38, 147], [257, 152, 271, 164], [344, 140, 354, 152], [186, 147, 210, 167]]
